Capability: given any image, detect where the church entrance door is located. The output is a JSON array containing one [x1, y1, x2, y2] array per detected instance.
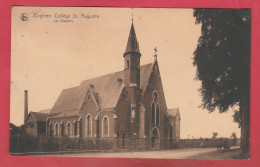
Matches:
[[151, 128, 160, 149], [122, 133, 126, 149]]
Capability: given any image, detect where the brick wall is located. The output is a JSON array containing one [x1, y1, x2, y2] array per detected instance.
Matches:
[[116, 88, 131, 138], [25, 115, 38, 137], [81, 97, 99, 138], [48, 116, 79, 137], [142, 62, 169, 139]]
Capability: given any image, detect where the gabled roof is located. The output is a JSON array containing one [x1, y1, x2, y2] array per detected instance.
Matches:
[[49, 63, 154, 115], [52, 110, 80, 118], [38, 109, 51, 114], [26, 111, 49, 122], [167, 108, 180, 118], [167, 108, 180, 127]]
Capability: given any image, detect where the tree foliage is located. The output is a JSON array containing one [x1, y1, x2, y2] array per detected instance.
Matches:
[[193, 9, 251, 158], [193, 9, 250, 113], [233, 110, 242, 127], [212, 132, 218, 138], [10, 123, 27, 136], [231, 132, 238, 139]]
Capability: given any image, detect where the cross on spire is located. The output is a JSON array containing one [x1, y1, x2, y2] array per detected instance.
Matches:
[[154, 47, 158, 59], [154, 47, 157, 55], [131, 8, 134, 23]]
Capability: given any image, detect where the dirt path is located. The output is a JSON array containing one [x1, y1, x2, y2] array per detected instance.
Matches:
[[44, 146, 240, 159]]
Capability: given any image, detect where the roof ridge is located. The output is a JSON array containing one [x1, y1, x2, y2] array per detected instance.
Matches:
[[80, 70, 123, 85], [49, 63, 154, 115], [36, 112, 48, 115], [62, 85, 80, 91], [80, 63, 153, 86], [30, 111, 48, 115]]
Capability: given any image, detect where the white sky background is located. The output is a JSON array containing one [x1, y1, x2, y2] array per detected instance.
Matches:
[[11, 7, 240, 139]]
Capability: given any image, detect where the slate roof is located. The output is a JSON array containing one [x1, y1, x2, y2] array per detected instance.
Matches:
[[38, 109, 51, 114], [52, 110, 80, 118], [167, 108, 180, 118], [49, 63, 154, 115], [30, 112, 49, 122], [125, 23, 140, 54]]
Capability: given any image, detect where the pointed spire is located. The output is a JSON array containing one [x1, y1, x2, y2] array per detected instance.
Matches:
[[125, 23, 140, 54]]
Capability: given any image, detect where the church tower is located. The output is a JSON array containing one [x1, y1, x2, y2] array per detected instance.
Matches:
[[124, 22, 141, 88], [124, 22, 142, 138]]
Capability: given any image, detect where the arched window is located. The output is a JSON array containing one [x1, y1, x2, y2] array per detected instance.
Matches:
[[96, 116, 99, 138], [86, 115, 92, 137], [87, 94, 91, 101], [152, 102, 155, 125], [78, 118, 82, 137], [156, 104, 160, 125], [60, 122, 64, 137], [49, 123, 53, 136], [74, 121, 77, 136], [55, 123, 59, 137], [153, 91, 158, 102], [152, 90, 160, 126], [126, 59, 130, 68], [67, 122, 71, 137], [103, 116, 109, 137]]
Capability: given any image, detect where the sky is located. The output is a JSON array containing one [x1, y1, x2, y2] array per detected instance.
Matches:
[[11, 7, 241, 139]]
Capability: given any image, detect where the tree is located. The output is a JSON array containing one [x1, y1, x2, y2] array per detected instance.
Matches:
[[232, 110, 242, 127], [231, 132, 238, 139], [193, 9, 250, 159], [10, 123, 18, 135], [212, 132, 218, 138], [10, 123, 27, 136], [231, 132, 238, 145]]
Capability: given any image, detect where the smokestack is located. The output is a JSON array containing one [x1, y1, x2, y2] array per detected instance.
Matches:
[[24, 90, 28, 123]]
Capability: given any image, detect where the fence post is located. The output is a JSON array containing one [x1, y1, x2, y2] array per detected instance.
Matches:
[[130, 138, 132, 155], [17, 133, 20, 153], [149, 137, 150, 150], [76, 139, 78, 150], [40, 135, 43, 152], [101, 139, 103, 151], [135, 138, 137, 151], [60, 138, 61, 151]]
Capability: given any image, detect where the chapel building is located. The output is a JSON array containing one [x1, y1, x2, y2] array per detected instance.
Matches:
[[43, 22, 180, 148]]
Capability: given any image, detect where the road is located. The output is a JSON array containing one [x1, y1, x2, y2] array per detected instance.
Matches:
[[45, 147, 239, 159]]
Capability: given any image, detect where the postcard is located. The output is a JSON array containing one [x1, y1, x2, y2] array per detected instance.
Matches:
[[10, 7, 250, 159]]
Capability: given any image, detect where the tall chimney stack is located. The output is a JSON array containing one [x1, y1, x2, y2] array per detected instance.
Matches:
[[24, 90, 28, 123]]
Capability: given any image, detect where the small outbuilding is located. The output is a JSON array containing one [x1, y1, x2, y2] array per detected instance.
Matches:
[[24, 109, 50, 137]]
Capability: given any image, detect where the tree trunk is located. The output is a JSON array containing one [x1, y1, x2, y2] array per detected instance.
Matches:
[[240, 99, 250, 159]]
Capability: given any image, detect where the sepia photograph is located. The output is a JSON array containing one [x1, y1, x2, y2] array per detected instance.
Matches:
[[10, 7, 250, 159]]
